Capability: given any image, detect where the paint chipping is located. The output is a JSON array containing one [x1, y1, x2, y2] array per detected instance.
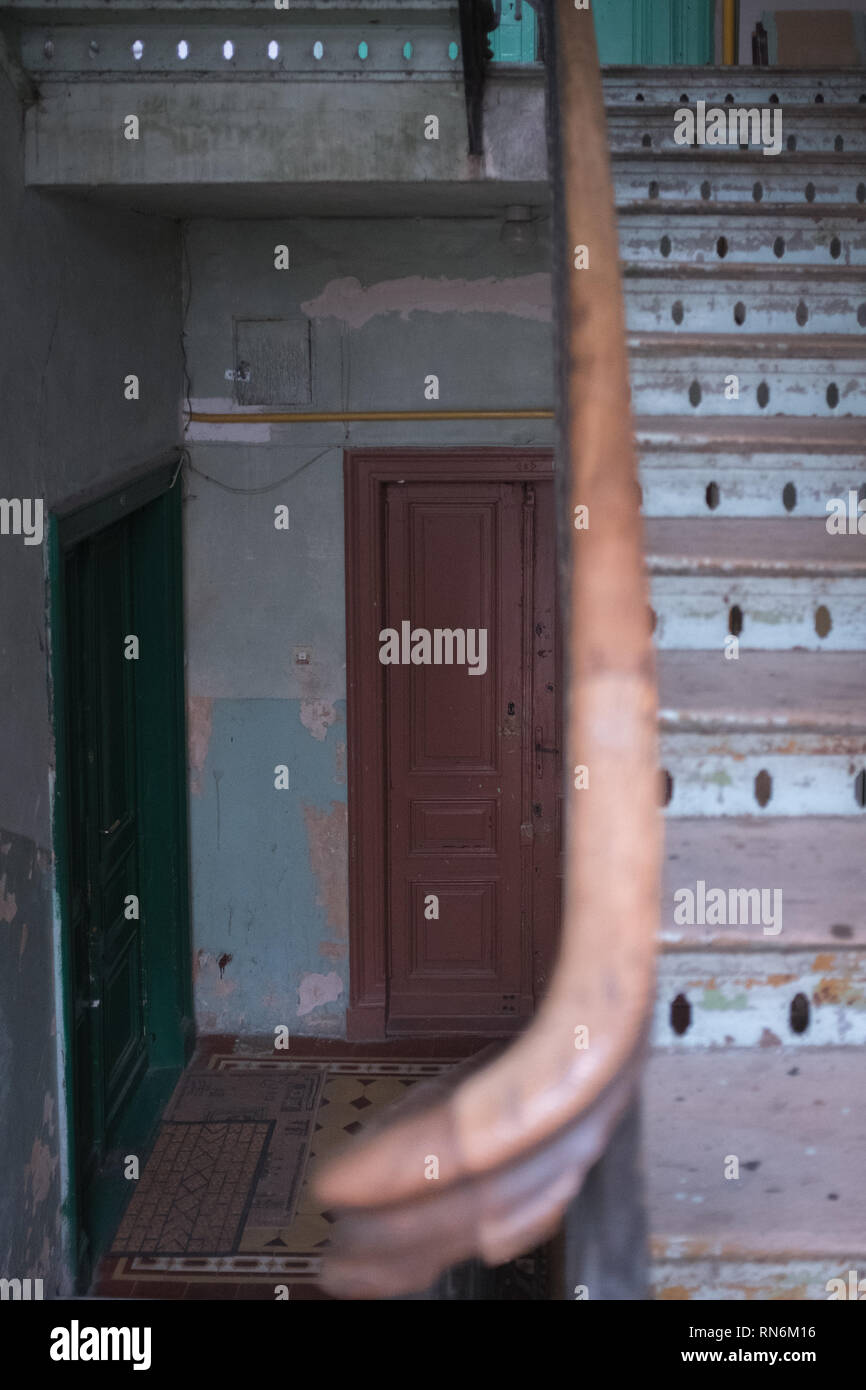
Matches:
[[26, 1135, 58, 1207], [300, 698, 338, 742], [217, 952, 233, 978], [319, 941, 347, 959], [187, 695, 213, 797], [301, 273, 552, 329], [302, 802, 348, 937], [759, 1028, 782, 1047], [297, 970, 343, 1016]]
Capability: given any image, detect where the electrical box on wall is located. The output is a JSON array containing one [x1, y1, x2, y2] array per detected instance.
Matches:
[[232, 317, 312, 406]]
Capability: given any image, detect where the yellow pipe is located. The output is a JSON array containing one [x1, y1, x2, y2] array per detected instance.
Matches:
[[189, 409, 554, 423], [723, 0, 736, 65]]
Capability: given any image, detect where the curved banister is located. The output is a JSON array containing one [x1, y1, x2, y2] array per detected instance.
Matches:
[[314, 0, 661, 1299]]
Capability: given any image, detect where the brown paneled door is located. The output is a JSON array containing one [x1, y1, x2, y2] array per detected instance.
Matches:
[[346, 452, 561, 1037]]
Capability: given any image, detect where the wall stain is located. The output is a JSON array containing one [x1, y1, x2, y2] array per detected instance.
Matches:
[[297, 971, 342, 1016], [319, 941, 347, 959], [300, 698, 338, 742], [187, 694, 213, 797], [301, 273, 552, 329], [302, 801, 348, 937]]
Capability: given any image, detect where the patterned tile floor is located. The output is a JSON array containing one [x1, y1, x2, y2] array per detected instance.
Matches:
[[93, 1037, 490, 1300]]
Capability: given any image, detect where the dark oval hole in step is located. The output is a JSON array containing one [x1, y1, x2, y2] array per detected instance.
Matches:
[[660, 235, 672, 257], [830, 236, 842, 259], [855, 769, 866, 809], [728, 604, 743, 636], [757, 381, 770, 408], [660, 769, 674, 807], [755, 769, 772, 807], [705, 480, 720, 510], [649, 180, 659, 199], [689, 380, 702, 408], [734, 301, 746, 325], [716, 235, 729, 258], [773, 236, 786, 258], [827, 383, 839, 409], [671, 993, 691, 1036], [672, 300, 684, 324], [815, 605, 832, 639], [782, 481, 797, 511], [701, 179, 712, 201], [796, 300, 809, 326], [790, 993, 810, 1034]]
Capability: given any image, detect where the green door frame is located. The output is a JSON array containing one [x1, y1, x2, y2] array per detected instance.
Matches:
[[49, 454, 193, 1287]]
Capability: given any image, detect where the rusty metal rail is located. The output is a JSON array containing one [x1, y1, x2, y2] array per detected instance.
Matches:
[[313, 0, 661, 1299]]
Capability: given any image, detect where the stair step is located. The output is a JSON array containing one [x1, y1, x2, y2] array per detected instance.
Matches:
[[645, 1049, 866, 1264], [659, 650, 866, 731], [646, 518, 866, 575], [647, 521, 865, 650], [662, 817, 865, 948], [636, 416, 866, 450], [658, 652, 866, 816]]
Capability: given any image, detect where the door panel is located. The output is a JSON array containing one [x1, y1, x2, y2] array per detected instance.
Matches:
[[65, 516, 147, 1205], [384, 478, 559, 1032]]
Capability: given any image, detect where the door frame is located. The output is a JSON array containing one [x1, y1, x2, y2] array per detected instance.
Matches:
[[344, 448, 554, 1041], [48, 453, 193, 1285]]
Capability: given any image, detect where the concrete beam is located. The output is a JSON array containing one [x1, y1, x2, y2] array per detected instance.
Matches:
[[24, 73, 548, 212]]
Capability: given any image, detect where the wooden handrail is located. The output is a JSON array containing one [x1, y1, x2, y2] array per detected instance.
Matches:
[[314, 0, 661, 1299]]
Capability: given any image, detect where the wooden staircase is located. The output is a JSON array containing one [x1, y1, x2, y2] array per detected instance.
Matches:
[[615, 67, 866, 1299]]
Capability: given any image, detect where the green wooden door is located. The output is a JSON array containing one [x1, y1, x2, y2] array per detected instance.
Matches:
[[54, 468, 192, 1283], [66, 519, 148, 1220], [489, 0, 714, 66], [593, 0, 714, 64]]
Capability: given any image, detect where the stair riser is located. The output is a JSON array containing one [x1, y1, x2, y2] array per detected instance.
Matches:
[[651, 578, 866, 651], [651, 1259, 866, 1300], [629, 361, 866, 416], [660, 735, 866, 816], [604, 72, 866, 106], [654, 953, 866, 1048], [622, 216, 866, 264], [627, 280, 866, 336], [609, 110, 866, 156], [617, 164, 866, 205], [640, 464, 866, 517]]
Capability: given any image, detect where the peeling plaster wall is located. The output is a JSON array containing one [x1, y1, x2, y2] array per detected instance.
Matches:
[[183, 216, 555, 1036], [0, 71, 181, 1289]]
